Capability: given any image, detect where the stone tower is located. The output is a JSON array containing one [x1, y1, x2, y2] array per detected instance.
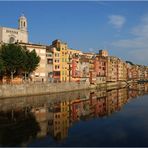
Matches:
[[18, 13, 27, 31]]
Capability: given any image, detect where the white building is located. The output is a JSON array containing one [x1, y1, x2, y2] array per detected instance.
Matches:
[[0, 14, 28, 44]]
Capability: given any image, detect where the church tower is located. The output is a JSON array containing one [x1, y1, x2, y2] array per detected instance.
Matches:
[[18, 14, 27, 31], [0, 14, 28, 44]]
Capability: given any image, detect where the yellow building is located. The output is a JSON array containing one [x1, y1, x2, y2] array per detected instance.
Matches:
[[106, 56, 118, 82], [52, 40, 68, 82], [52, 40, 81, 82], [117, 58, 127, 81]]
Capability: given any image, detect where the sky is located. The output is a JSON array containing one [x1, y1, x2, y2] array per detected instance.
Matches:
[[0, 1, 148, 65]]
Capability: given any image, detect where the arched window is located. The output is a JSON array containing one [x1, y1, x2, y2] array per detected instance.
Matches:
[[9, 37, 15, 43], [24, 21, 25, 27]]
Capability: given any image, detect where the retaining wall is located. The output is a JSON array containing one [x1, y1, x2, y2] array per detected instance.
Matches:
[[0, 82, 90, 98]]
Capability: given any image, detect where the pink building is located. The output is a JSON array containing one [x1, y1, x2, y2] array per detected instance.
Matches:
[[71, 56, 80, 78], [94, 56, 107, 77]]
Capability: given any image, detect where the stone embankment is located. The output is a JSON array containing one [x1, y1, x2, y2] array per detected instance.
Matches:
[[0, 81, 128, 99], [0, 82, 90, 98]]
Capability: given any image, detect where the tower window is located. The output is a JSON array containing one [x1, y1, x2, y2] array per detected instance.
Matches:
[[24, 22, 25, 27]]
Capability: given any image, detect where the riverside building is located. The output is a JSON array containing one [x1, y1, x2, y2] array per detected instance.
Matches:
[[0, 15, 148, 83]]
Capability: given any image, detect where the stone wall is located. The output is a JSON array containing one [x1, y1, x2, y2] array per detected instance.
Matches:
[[0, 82, 90, 98]]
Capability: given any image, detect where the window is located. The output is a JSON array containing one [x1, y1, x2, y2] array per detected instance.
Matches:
[[47, 59, 53, 64], [9, 37, 15, 43]]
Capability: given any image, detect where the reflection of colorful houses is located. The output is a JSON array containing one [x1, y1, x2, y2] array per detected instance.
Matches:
[[70, 98, 91, 122], [144, 83, 148, 92], [31, 107, 48, 138], [128, 84, 139, 99], [70, 91, 108, 122], [48, 101, 70, 141], [117, 88, 128, 110], [106, 90, 118, 115], [89, 92, 107, 117], [0, 85, 148, 145]]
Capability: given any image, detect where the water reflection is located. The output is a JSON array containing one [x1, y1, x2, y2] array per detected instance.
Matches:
[[0, 83, 147, 146], [0, 109, 40, 146]]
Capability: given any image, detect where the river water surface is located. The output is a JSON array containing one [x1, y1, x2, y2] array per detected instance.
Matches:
[[0, 83, 148, 147]]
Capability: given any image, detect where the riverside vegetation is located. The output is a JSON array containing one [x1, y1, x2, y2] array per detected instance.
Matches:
[[0, 44, 40, 83]]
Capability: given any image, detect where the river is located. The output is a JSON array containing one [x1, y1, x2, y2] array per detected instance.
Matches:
[[0, 83, 148, 147]]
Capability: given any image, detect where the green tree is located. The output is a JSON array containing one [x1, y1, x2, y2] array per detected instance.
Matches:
[[0, 58, 4, 71], [0, 44, 40, 83], [0, 44, 27, 82], [22, 48, 40, 81], [0, 58, 5, 83]]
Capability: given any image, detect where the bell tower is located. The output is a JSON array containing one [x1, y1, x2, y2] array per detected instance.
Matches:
[[18, 13, 27, 31]]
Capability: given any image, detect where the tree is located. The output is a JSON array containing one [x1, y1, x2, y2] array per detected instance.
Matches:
[[0, 44, 27, 82], [0, 44, 40, 83], [0, 58, 5, 82], [126, 61, 134, 65], [0, 58, 4, 72], [22, 48, 40, 81]]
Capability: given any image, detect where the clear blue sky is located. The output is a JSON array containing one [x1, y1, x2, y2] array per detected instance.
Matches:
[[0, 1, 148, 65]]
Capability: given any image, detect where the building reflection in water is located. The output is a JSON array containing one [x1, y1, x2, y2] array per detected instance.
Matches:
[[0, 83, 148, 146]]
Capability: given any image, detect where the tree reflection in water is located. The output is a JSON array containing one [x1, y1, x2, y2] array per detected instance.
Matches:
[[0, 109, 40, 147]]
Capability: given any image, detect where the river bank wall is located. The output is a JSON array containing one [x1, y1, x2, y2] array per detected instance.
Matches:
[[0, 81, 127, 99]]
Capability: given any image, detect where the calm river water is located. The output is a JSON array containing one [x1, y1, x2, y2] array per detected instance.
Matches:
[[0, 83, 148, 147]]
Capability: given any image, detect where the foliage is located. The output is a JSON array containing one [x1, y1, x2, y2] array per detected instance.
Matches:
[[0, 44, 40, 81], [22, 48, 40, 74], [0, 44, 25, 76], [126, 61, 134, 65], [0, 58, 4, 72]]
